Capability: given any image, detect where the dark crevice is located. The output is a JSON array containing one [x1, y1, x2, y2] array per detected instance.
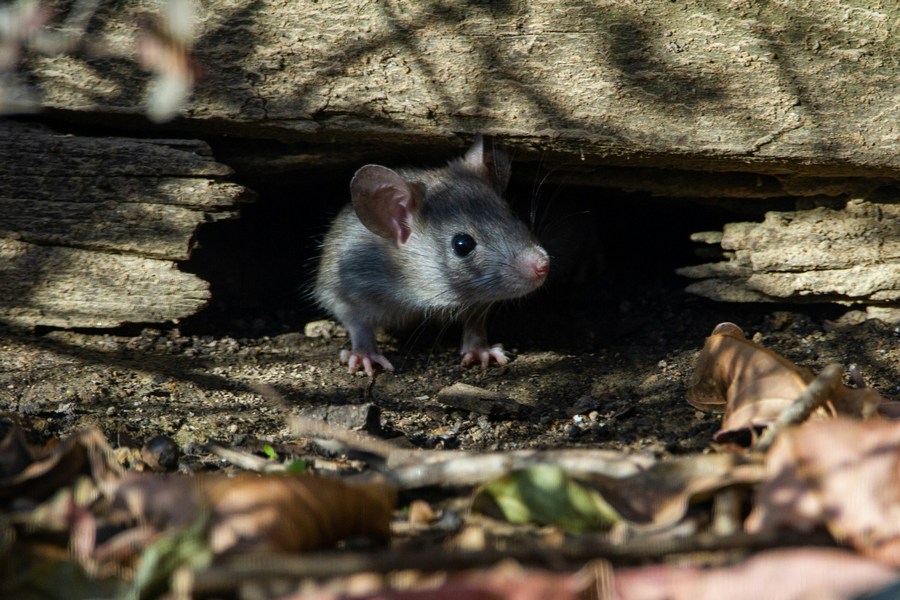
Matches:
[[177, 149, 785, 338]]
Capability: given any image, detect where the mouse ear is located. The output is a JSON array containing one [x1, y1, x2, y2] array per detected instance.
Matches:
[[350, 165, 418, 244], [464, 134, 511, 196]]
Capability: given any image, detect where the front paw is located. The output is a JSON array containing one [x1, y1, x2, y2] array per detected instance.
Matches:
[[460, 345, 509, 370], [339, 349, 395, 376]]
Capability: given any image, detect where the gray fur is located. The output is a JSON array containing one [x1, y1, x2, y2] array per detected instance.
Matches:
[[314, 136, 549, 373]]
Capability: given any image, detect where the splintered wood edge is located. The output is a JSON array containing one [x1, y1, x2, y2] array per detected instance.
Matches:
[[0, 239, 210, 328]]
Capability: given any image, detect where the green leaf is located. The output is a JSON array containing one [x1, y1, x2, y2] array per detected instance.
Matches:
[[285, 459, 308, 473], [127, 513, 212, 600], [473, 464, 619, 533], [262, 444, 278, 460]]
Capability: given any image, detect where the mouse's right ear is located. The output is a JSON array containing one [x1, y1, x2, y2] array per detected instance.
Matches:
[[351, 165, 418, 245], [464, 134, 511, 196]]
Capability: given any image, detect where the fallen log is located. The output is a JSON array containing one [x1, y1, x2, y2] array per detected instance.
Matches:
[[12, 0, 900, 187], [677, 199, 900, 312], [0, 121, 252, 328]]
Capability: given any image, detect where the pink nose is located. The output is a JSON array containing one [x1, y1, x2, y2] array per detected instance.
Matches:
[[533, 256, 549, 279], [528, 252, 550, 282]]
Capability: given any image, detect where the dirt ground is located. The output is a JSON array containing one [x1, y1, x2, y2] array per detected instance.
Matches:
[[2, 166, 898, 462], [2, 270, 897, 463]]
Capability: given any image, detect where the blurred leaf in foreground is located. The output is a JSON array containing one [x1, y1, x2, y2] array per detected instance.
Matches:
[[136, 0, 199, 123], [115, 471, 397, 555], [473, 464, 620, 533], [587, 452, 764, 531], [746, 417, 900, 566], [204, 472, 396, 554], [611, 547, 897, 600], [128, 513, 211, 600]]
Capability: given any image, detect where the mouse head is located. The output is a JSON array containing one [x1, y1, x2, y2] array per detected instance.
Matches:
[[350, 135, 510, 246], [350, 136, 548, 307]]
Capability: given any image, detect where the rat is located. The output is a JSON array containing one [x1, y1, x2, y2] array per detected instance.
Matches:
[[314, 135, 550, 376]]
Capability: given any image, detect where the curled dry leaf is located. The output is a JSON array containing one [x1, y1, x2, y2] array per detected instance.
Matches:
[[612, 547, 897, 600], [0, 427, 124, 506], [204, 472, 396, 554], [115, 471, 396, 555], [587, 452, 765, 531], [746, 417, 900, 566], [687, 322, 883, 444]]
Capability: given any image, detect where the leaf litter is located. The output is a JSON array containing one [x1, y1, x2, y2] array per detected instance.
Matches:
[[2, 320, 900, 599]]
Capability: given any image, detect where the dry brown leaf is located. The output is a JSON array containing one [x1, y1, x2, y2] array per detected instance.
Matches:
[[587, 453, 764, 530], [112, 473, 202, 530], [687, 322, 882, 444], [746, 417, 900, 566], [203, 472, 396, 554], [0, 427, 123, 506], [0, 424, 33, 479], [113, 471, 396, 554], [612, 547, 897, 600]]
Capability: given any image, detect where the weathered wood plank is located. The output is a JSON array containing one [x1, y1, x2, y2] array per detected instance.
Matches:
[[0, 198, 224, 260], [678, 200, 900, 305], [0, 121, 250, 328], [1, 176, 245, 208], [0, 125, 232, 178], [19, 0, 900, 181], [0, 238, 210, 329]]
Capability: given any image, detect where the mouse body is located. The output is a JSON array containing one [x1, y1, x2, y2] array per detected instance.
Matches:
[[314, 135, 550, 376]]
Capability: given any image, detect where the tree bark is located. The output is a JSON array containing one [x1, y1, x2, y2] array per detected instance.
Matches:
[[4, 1, 899, 326], [0, 121, 251, 328], [677, 199, 900, 309], [15, 0, 900, 181]]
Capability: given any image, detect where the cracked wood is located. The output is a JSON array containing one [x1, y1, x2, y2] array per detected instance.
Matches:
[[19, 0, 900, 180], [0, 122, 251, 328]]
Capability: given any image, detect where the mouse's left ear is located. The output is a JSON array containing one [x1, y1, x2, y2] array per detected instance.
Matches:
[[464, 134, 511, 196], [351, 165, 419, 245]]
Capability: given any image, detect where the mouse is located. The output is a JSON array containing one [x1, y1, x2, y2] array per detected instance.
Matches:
[[314, 134, 550, 376]]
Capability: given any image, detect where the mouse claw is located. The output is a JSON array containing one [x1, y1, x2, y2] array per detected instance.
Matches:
[[340, 349, 395, 376], [460, 345, 509, 370]]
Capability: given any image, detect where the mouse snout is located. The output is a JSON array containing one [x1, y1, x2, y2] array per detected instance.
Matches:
[[522, 247, 550, 285]]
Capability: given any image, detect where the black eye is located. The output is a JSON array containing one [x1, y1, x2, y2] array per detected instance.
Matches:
[[451, 233, 477, 257]]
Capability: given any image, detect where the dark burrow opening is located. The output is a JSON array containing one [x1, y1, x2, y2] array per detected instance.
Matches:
[[178, 144, 807, 348], [16, 114, 833, 350]]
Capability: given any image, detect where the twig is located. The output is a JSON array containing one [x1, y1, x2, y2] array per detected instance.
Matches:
[[712, 487, 743, 536], [203, 442, 285, 473], [188, 530, 835, 595], [250, 382, 422, 462], [385, 448, 653, 490], [753, 363, 844, 453], [252, 383, 656, 490], [288, 413, 421, 462]]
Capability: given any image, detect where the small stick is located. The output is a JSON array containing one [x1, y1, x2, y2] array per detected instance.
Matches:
[[203, 443, 285, 473], [251, 382, 654, 489], [712, 487, 744, 536], [187, 530, 834, 595], [249, 382, 422, 462], [385, 448, 652, 490], [753, 363, 844, 453]]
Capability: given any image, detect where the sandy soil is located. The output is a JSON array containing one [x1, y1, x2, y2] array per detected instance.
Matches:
[[3, 274, 897, 463]]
